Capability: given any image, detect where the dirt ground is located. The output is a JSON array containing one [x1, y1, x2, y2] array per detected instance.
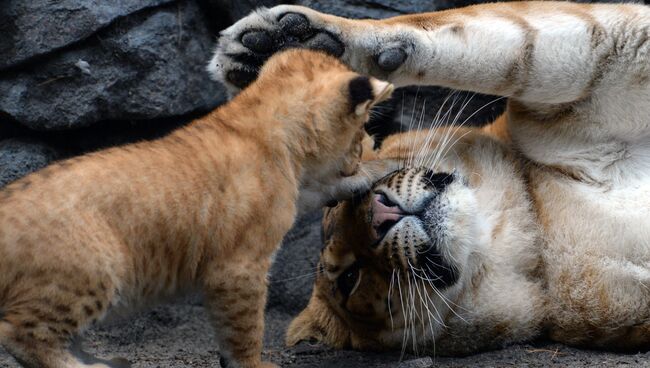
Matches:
[[1, 299, 650, 367]]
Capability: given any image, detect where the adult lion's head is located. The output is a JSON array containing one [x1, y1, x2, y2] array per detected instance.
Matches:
[[286, 123, 544, 354]]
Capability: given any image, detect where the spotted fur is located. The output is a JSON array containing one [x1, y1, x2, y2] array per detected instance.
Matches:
[[0, 49, 397, 368]]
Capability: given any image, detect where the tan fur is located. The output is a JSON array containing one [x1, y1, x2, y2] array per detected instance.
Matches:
[[0, 49, 396, 368], [208, 1, 650, 356]]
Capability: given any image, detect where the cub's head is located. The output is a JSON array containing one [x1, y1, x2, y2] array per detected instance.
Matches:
[[241, 50, 394, 198], [286, 153, 485, 351]]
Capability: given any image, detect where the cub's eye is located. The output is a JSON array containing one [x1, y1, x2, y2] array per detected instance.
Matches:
[[337, 263, 360, 297]]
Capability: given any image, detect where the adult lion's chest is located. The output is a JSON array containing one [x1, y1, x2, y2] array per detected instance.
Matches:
[[528, 166, 650, 346]]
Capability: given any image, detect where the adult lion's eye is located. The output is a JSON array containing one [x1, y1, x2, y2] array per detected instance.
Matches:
[[337, 263, 360, 297]]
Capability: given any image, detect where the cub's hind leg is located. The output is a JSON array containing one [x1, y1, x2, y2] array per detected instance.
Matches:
[[203, 261, 278, 368], [0, 320, 126, 368], [0, 274, 129, 368]]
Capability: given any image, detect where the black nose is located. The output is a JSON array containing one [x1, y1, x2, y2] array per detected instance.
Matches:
[[423, 170, 454, 192]]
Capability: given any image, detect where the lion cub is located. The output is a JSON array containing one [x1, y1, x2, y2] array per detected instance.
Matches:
[[0, 49, 394, 368]]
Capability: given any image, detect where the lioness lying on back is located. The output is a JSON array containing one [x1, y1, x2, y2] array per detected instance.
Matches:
[[211, 1, 650, 354], [0, 50, 396, 368]]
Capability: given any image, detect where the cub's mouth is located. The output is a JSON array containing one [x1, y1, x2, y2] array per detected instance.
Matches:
[[367, 168, 459, 288]]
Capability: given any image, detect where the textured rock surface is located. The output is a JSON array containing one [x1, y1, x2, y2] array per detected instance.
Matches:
[[301, 0, 467, 19], [0, 138, 59, 187], [203, 0, 283, 23], [268, 211, 323, 315], [0, 0, 174, 70], [0, 1, 225, 130]]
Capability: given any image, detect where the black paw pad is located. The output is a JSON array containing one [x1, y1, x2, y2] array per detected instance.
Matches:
[[305, 32, 345, 57], [279, 13, 313, 40], [241, 30, 275, 54], [226, 69, 257, 89], [377, 48, 406, 72]]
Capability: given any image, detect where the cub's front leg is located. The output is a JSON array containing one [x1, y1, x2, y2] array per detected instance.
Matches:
[[297, 159, 400, 215], [203, 260, 277, 368]]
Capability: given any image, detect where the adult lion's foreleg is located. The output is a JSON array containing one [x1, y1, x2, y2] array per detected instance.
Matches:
[[210, 2, 649, 105]]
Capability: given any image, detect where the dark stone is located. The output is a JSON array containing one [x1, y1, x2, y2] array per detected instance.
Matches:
[[298, 0, 447, 19], [201, 0, 283, 23], [0, 0, 175, 70], [0, 138, 58, 187], [268, 211, 323, 314], [0, 1, 226, 131]]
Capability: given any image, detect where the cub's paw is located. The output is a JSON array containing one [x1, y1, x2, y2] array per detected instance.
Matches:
[[208, 5, 345, 96]]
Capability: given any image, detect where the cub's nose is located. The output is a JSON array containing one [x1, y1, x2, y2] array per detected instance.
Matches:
[[371, 193, 405, 241]]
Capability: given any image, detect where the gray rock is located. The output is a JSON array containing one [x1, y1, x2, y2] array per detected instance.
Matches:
[[298, 0, 437, 19], [202, 0, 284, 23], [268, 211, 323, 314], [0, 138, 58, 187], [0, 1, 226, 130], [0, 0, 175, 70], [298, 0, 487, 19]]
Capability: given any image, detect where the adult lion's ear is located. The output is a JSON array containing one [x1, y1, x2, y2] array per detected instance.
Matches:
[[349, 76, 394, 117], [286, 294, 350, 348]]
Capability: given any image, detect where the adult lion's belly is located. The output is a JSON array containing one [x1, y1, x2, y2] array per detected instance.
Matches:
[[529, 166, 650, 349]]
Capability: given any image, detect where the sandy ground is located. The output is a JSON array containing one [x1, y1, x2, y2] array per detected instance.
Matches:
[[1, 299, 650, 367]]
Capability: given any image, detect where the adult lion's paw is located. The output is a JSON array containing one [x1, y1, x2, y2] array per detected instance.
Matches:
[[208, 5, 345, 96]]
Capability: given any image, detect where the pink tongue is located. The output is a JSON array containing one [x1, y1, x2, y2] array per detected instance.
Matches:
[[371, 194, 404, 240]]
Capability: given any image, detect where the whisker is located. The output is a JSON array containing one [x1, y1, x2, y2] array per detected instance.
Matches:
[[396, 271, 410, 360], [415, 90, 458, 168], [405, 269, 419, 355], [388, 268, 396, 330], [425, 265, 470, 322], [270, 268, 322, 284]]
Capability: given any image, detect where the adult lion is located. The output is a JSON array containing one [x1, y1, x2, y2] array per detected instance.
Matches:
[[210, 1, 650, 354]]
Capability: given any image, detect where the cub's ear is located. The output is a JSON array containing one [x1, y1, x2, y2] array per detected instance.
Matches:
[[349, 76, 394, 116], [286, 294, 350, 348]]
